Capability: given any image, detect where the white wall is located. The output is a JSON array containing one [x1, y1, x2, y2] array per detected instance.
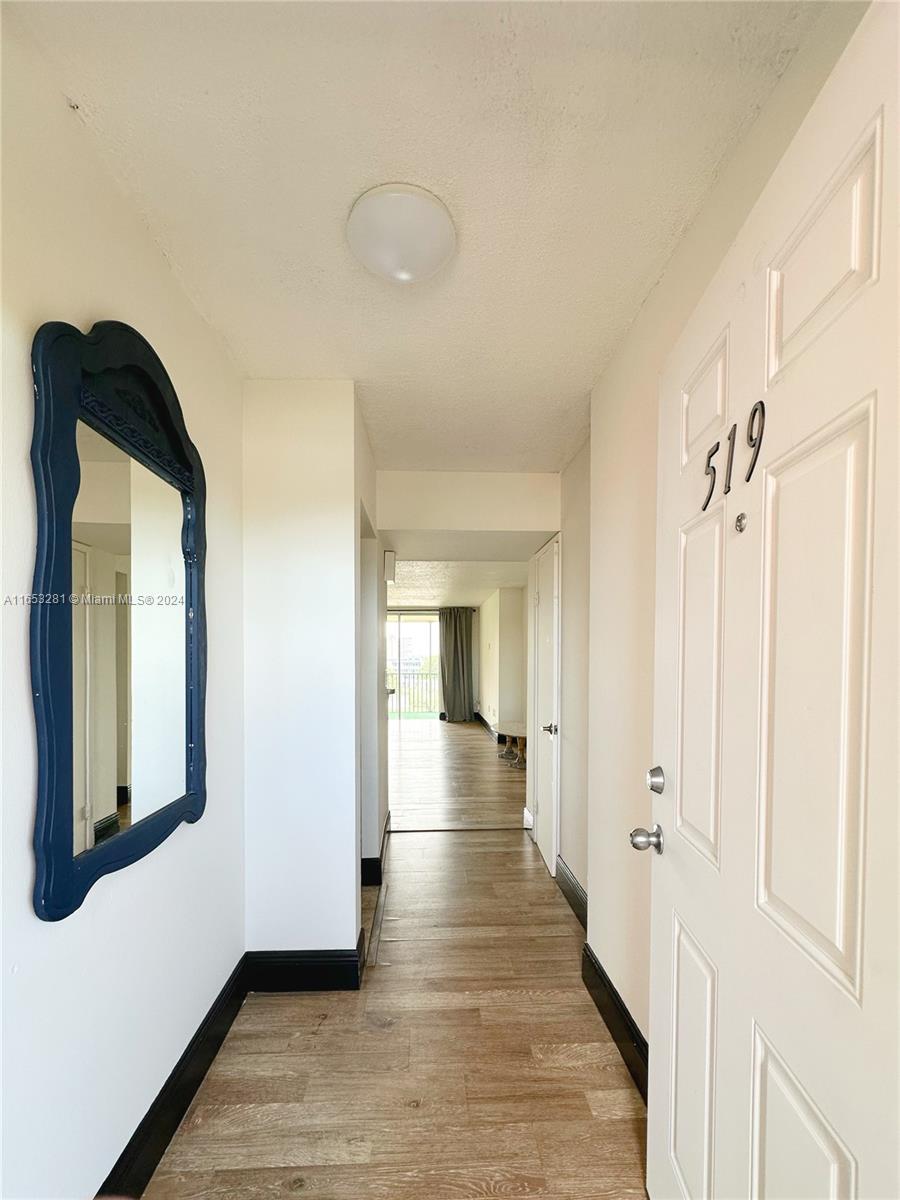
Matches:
[[477, 587, 525, 727], [586, 5, 865, 1037], [377, 470, 560, 532], [71, 460, 124, 834], [87, 546, 119, 828], [115, 563, 131, 790], [71, 461, 130, 524], [359, 533, 385, 861], [498, 588, 525, 724], [129, 462, 186, 821], [471, 607, 481, 710], [242, 380, 362, 952], [355, 411, 386, 864], [71, 545, 90, 854], [375, 535, 389, 846], [0, 18, 245, 1199], [559, 440, 590, 887], [478, 590, 500, 724]]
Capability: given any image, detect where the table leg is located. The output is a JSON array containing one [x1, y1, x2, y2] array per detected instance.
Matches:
[[512, 736, 527, 770], [498, 736, 516, 761]]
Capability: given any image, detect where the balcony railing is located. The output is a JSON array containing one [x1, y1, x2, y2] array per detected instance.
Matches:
[[387, 670, 440, 717]]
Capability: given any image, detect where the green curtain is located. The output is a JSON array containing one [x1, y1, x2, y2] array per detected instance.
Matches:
[[439, 607, 474, 722]]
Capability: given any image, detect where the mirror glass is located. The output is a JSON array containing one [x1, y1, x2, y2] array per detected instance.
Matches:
[[71, 421, 186, 854]]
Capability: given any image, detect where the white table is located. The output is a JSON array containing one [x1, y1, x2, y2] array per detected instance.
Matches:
[[496, 721, 527, 770]]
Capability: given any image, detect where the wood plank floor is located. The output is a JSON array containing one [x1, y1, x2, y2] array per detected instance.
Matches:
[[389, 719, 526, 831], [146, 830, 647, 1198]]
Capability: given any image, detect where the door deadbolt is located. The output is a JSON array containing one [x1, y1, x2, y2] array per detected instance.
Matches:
[[646, 765, 665, 794], [630, 825, 664, 854]]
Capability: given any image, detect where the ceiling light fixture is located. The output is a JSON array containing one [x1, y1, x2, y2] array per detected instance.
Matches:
[[346, 184, 456, 283]]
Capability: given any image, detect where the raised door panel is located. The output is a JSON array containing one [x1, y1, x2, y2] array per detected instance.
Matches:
[[756, 400, 873, 996], [681, 329, 728, 467], [669, 915, 717, 1198], [767, 115, 881, 384], [751, 1025, 856, 1199], [675, 505, 724, 867]]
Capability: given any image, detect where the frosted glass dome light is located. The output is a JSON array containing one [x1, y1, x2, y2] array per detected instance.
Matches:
[[346, 184, 456, 283]]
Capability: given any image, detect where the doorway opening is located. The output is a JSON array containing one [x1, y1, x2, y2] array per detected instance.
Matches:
[[386, 600, 529, 833], [385, 610, 440, 720]]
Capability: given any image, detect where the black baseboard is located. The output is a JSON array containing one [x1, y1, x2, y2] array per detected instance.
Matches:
[[97, 933, 365, 1198], [581, 942, 648, 1102], [361, 856, 382, 885], [93, 812, 120, 845], [556, 856, 587, 929], [98, 956, 246, 1198], [474, 711, 504, 742], [244, 933, 365, 992], [361, 812, 391, 886]]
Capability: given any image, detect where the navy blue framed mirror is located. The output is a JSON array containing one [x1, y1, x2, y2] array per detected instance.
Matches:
[[30, 321, 207, 920]]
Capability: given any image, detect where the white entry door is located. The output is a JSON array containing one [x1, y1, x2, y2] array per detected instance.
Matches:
[[647, 9, 897, 1198], [533, 536, 560, 872]]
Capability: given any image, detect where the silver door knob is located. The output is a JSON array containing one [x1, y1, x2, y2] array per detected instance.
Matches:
[[541, 723, 557, 734], [646, 766, 665, 794], [630, 824, 664, 854]]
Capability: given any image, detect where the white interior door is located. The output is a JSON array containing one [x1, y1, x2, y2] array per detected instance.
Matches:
[[647, 10, 897, 1198], [533, 537, 560, 872]]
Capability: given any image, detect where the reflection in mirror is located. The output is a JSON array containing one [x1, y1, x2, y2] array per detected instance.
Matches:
[[72, 422, 186, 854]]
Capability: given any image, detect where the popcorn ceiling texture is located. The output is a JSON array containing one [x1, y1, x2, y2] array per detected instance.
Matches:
[[17, 1, 824, 470], [390, 560, 529, 609]]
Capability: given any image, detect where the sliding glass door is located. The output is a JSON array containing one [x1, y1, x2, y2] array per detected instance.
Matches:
[[386, 612, 440, 719]]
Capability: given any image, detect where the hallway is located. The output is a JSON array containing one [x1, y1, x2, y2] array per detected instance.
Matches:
[[146, 828, 646, 1197], [389, 719, 526, 832]]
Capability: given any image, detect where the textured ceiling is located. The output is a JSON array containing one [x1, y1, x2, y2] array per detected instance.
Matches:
[[389, 560, 528, 609], [18, 2, 830, 469], [381, 530, 554, 562]]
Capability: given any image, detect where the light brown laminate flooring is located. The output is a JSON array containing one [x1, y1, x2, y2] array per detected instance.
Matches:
[[146, 828, 647, 1198], [389, 718, 526, 831]]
